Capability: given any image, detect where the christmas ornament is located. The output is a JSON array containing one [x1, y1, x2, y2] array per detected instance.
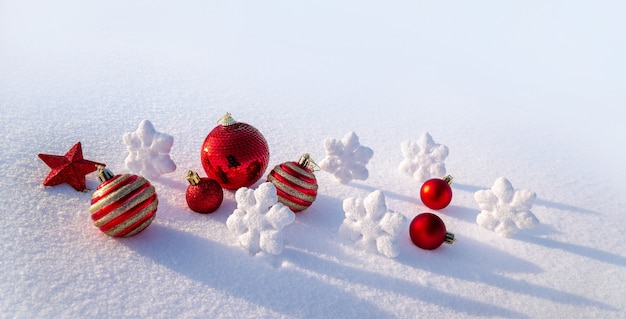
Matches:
[[267, 153, 319, 212], [186, 170, 223, 214], [201, 113, 270, 190], [226, 182, 295, 255], [420, 175, 453, 210], [123, 120, 176, 180], [399, 132, 449, 183], [38, 141, 105, 192], [319, 131, 374, 184], [340, 190, 407, 258], [474, 177, 538, 237], [409, 212, 455, 250], [90, 166, 158, 237]]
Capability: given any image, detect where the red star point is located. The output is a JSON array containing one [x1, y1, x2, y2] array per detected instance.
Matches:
[[38, 142, 105, 192]]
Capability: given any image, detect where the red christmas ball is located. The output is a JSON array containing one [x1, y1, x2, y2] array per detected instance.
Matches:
[[267, 154, 318, 212], [409, 212, 455, 250], [201, 113, 270, 190], [186, 171, 223, 214], [90, 167, 158, 237], [420, 175, 453, 210]]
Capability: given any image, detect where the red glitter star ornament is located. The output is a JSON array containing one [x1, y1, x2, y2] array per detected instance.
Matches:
[[38, 142, 105, 192]]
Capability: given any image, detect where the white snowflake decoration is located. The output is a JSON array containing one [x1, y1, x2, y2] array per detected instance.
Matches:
[[226, 182, 296, 255], [123, 120, 176, 180], [399, 132, 449, 183], [474, 177, 539, 237], [319, 131, 374, 184], [339, 190, 406, 258]]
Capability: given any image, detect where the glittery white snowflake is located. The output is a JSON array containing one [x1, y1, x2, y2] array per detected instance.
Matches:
[[339, 190, 407, 258], [226, 182, 296, 255], [123, 120, 176, 180], [474, 177, 539, 237], [399, 132, 448, 183], [319, 131, 374, 184]]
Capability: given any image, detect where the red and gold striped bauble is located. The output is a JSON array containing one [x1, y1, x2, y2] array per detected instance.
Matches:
[[267, 154, 318, 212], [90, 167, 158, 237]]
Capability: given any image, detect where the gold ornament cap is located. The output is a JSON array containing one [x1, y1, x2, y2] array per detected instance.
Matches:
[[96, 165, 114, 183], [297, 153, 319, 171], [443, 175, 453, 185], [444, 232, 456, 244], [187, 170, 202, 186], [217, 112, 237, 126]]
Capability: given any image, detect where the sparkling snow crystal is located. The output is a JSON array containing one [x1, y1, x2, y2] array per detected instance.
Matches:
[[340, 190, 406, 258], [319, 131, 374, 184], [226, 182, 296, 255], [474, 177, 539, 237], [123, 120, 176, 180], [399, 132, 449, 183]]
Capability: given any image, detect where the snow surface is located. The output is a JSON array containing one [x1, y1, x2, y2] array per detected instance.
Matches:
[[1, 1, 625, 318]]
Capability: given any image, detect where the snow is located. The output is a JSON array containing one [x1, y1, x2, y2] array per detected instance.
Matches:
[[399, 132, 449, 183], [340, 190, 406, 258], [123, 120, 177, 180], [319, 132, 374, 184], [226, 183, 295, 256], [475, 177, 539, 237], [1, 1, 625, 318]]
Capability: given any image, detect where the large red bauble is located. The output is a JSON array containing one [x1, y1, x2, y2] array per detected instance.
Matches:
[[267, 154, 318, 212], [201, 113, 270, 190], [186, 171, 223, 214], [420, 176, 453, 210], [409, 212, 454, 250], [90, 167, 158, 237]]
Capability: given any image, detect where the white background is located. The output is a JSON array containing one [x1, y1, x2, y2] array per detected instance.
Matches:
[[1, 1, 625, 318]]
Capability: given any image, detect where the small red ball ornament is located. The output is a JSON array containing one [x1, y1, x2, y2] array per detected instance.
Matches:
[[409, 212, 455, 250], [90, 166, 158, 237], [201, 113, 270, 190], [420, 175, 453, 210], [267, 154, 319, 212], [186, 170, 223, 214]]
